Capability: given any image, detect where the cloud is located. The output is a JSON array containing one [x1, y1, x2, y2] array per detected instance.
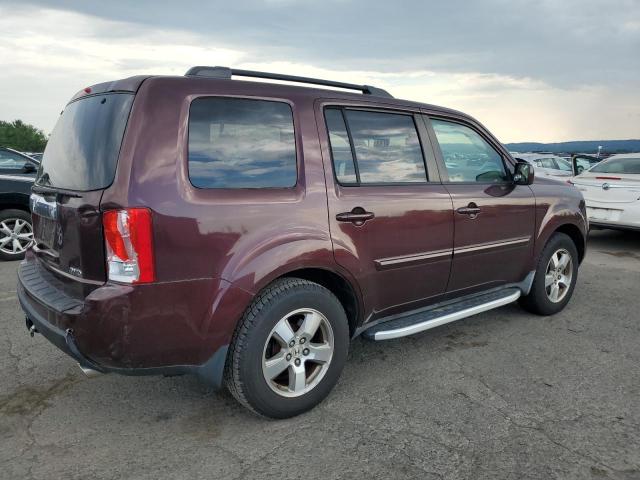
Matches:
[[0, 1, 638, 142]]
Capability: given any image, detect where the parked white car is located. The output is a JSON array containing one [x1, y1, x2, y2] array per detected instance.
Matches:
[[514, 153, 574, 180], [570, 153, 640, 231]]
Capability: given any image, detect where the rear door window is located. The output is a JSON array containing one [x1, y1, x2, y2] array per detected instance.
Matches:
[[36, 93, 134, 191], [430, 118, 508, 183], [325, 107, 427, 184], [188, 97, 297, 189]]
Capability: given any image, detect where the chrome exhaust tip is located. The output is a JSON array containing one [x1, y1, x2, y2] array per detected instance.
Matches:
[[78, 363, 102, 378]]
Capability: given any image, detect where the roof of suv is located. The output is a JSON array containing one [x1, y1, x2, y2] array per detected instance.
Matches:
[[72, 67, 470, 121]]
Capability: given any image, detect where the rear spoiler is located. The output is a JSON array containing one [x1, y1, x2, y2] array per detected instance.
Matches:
[[69, 75, 150, 103]]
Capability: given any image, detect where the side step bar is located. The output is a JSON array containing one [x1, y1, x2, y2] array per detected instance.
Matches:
[[363, 288, 521, 341]]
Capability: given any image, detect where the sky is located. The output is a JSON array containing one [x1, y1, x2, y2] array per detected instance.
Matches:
[[0, 0, 639, 143]]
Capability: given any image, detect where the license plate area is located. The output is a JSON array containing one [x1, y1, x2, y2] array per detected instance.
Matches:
[[587, 207, 622, 222], [35, 216, 58, 249], [30, 194, 59, 250]]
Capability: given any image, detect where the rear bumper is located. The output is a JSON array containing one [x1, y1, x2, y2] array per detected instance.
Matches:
[[17, 255, 252, 388], [20, 292, 228, 385], [585, 200, 640, 231], [589, 221, 640, 232]]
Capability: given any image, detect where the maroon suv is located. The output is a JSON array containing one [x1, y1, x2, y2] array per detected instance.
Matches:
[[18, 67, 588, 418]]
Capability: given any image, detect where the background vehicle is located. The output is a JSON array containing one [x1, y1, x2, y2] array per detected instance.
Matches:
[[570, 153, 640, 231], [25, 152, 44, 162], [515, 153, 574, 179], [0, 147, 37, 260], [18, 67, 587, 418], [572, 154, 601, 175]]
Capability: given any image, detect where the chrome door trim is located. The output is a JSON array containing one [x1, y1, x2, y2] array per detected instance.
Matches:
[[374, 249, 453, 270], [455, 236, 530, 255]]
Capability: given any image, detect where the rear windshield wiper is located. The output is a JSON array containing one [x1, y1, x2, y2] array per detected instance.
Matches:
[[32, 184, 83, 198]]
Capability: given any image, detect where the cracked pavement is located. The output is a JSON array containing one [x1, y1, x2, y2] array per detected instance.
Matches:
[[1, 229, 639, 479]]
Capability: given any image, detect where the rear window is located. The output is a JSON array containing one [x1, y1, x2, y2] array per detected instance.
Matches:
[[590, 157, 640, 174], [188, 97, 297, 189], [36, 93, 134, 191]]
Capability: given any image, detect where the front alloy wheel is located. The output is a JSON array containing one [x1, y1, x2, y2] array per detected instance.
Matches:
[[519, 232, 579, 316], [544, 248, 573, 303]]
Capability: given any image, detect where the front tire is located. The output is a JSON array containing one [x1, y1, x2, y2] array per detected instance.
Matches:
[[0, 209, 34, 261], [225, 278, 349, 418], [520, 232, 579, 315]]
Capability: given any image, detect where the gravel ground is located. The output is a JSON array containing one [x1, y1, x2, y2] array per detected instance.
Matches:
[[1, 229, 639, 480]]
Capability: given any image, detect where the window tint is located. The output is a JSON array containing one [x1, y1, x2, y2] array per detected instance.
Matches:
[[37, 93, 134, 191], [325, 109, 426, 184], [324, 109, 357, 183], [0, 149, 29, 170], [431, 119, 508, 183], [188, 98, 297, 189]]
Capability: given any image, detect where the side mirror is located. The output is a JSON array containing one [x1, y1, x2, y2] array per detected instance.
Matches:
[[23, 163, 37, 173], [513, 160, 534, 185]]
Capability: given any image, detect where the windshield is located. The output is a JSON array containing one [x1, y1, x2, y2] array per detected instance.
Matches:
[[36, 93, 134, 191], [590, 157, 640, 175]]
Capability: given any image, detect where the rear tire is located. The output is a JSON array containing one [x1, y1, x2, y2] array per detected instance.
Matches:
[[519, 232, 579, 315], [224, 277, 349, 418], [0, 209, 33, 261]]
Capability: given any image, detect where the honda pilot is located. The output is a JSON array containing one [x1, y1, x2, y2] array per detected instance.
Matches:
[[18, 67, 588, 418]]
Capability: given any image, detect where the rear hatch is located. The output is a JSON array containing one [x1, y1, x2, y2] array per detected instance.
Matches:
[[30, 90, 135, 297]]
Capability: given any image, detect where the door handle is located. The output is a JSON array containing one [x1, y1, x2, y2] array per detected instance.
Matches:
[[336, 208, 375, 226], [456, 203, 481, 217]]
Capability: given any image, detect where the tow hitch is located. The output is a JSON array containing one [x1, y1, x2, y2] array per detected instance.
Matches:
[[25, 317, 37, 337]]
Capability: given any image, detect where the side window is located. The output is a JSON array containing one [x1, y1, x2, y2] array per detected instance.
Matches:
[[0, 150, 28, 170], [324, 109, 357, 184], [431, 119, 508, 183], [537, 158, 555, 169], [325, 108, 427, 184], [188, 97, 297, 189]]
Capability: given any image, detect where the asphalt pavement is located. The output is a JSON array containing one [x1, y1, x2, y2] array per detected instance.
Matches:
[[1, 229, 639, 479]]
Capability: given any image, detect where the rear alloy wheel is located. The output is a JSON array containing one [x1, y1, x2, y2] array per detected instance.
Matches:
[[0, 210, 34, 261], [262, 308, 334, 398], [520, 232, 579, 315], [225, 278, 349, 418]]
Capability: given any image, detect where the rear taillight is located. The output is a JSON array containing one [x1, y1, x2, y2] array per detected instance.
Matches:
[[103, 208, 155, 284]]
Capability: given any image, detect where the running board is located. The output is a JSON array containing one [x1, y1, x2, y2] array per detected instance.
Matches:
[[362, 288, 521, 341]]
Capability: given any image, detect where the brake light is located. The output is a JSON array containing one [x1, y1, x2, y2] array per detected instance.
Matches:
[[103, 208, 155, 283]]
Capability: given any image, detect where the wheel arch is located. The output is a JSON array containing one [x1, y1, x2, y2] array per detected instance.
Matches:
[[273, 267, 362, 337], [0, 192, 31, 214], [554, 223, 586, 263]]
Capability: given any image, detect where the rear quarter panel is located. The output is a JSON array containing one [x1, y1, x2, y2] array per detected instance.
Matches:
[[101, 77, 345, 351]]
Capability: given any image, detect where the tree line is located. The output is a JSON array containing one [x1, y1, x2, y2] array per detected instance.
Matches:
[[0, 120, 48, 152]]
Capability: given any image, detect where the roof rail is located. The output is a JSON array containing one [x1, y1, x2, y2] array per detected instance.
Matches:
[[184, 66, 393, 98]]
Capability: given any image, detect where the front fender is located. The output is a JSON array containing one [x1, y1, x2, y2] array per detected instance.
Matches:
[[531, 183, 588, 268]]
